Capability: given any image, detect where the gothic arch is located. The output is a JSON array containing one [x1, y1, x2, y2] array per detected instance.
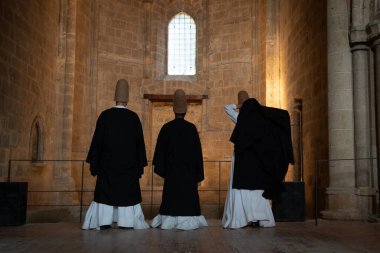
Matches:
[[165, 2, 202, 79], [148, 0, 207, 81], [167, 12, 196, 75], [29, 116, 44, 161]]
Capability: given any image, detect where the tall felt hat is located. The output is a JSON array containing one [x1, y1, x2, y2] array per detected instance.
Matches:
[[173, 89, 187, 114], [237, 90, 249, 108], [114, 79, 129, 102]]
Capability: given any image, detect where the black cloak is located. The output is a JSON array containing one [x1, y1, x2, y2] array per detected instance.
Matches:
[[230, 98, 294, 200], [86, 107, 148, 206], [153, 118, 204, 216]]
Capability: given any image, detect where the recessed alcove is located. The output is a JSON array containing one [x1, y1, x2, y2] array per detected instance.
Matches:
[[143, 93, 208, 158]]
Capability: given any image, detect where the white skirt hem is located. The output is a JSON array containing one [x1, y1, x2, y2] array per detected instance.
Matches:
[[82, 201, 149, 230], [151, 214, 208, 230], [222, 154, 276, 229]]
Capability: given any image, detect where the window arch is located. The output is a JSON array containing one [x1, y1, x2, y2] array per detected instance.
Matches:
[[30, 118, 43, 162], [167, 12, 196, 75]]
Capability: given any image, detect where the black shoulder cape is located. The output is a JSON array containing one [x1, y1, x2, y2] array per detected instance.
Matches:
[[230, 98, 294, 200]]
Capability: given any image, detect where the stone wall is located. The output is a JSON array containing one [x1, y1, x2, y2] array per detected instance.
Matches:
[[0, 0, 60, 176], [258, 0, 267, 103], [139, 0, 263, 164], [279, 0, 329, 218], [139, 0, 264, 217], [0, 0, 330, 220], [72, 0, 97, 160]]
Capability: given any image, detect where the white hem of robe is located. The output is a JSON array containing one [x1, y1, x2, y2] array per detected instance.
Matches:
[[222, 154, 276, 229], [151, 214, 208, 230], [81, 201, 149, 230]]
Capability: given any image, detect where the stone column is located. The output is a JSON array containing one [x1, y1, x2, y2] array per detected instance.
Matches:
[[352, 45, 371, 184], [350, 0, 375, 220], [53, 0, 76, 186], [142, 0, 153, 159], [351, 44, 374, 216], [322, 0, 358, 220], [88, 0, 99, 132], [55, 0, 76, 161], [265, 0, 280, 108], [367, 17, 380, 216], [143, 0, 153, 79], [291, 99, 303, 182]]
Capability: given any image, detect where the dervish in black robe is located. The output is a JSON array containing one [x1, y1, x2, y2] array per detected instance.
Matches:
[[230, 98, 294, 200], [153, 118, 204, 216], [86, 107, 148, 206]]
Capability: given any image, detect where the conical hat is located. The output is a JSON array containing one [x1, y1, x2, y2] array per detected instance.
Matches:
[[173, 89, 187, 114], [114, 79, 129, 102], [237, 90, 249, 108]]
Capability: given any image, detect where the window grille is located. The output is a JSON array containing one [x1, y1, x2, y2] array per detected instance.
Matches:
[[168, 12, 196, 75]]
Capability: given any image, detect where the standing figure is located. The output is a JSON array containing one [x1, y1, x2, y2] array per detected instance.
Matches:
[[151, 89, 208, 230], [82, 79, 149, 230], [222, 91, 293, 228]]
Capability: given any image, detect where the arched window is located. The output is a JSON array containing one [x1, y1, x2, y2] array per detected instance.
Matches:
[[30, 120, 43, 162], [168, 12, 196, 75]]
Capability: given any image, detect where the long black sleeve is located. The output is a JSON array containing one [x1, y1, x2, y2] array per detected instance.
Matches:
[[153, 126, 168, 178], [136, 119, 148, 177], [86, 113, 105, 176], [193, 127, 204, 182]]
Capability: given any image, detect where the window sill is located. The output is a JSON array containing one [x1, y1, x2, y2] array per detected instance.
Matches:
[[164, 75, 197, 82]]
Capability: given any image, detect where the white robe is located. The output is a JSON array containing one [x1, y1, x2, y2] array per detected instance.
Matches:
[[222, 104, 275, 228], [82, 201, 149, 230], [82, 105, 150, 230], [151, 214, 208, 230]]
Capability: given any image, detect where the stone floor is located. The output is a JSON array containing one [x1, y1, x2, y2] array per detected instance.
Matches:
[[0, 219, 379, 253]]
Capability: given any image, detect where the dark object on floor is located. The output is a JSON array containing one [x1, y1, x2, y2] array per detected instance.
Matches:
[[0, 182, 28, 226], [251, 221, 260, 228], [272, 182, 305, 222], [100, 225, 112, 230]]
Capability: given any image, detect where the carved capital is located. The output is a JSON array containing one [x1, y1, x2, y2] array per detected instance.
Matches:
[[350, 25, 368, 46], [367, 19, 380, 45], [351, 44, 370, 52], [355, 187, 377, 196]]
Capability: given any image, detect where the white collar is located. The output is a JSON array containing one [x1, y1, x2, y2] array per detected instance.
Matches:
[[113, 105, 127, 109]]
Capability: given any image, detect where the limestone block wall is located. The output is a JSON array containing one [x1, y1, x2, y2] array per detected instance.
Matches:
[[258, 0, 267, 103], [0, 0, 60, 178], [95, 0, 146, 116], [205, 0, 260, 159], [0, 0, 330, 220], [135, 0, 265, 217], [279, 0, 329, 218], [72, 0, 97, 161], [139, 0, 264, 161]]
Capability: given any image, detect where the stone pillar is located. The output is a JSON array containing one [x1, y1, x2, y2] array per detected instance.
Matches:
[[350, 0, 376, 220], [265, 0, 280, 108], [55, 0, 76, 161], [142, 0, 153, 159], [88, 0, 99, 132], [352, 44, 371, 185], [322, 0, 358, 220], [351, 43, 375, 218], [53, 0, 77, 186], [291, 99, 303, 182], [143, 0, 153, 79], [367, 17, 380, 216]]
